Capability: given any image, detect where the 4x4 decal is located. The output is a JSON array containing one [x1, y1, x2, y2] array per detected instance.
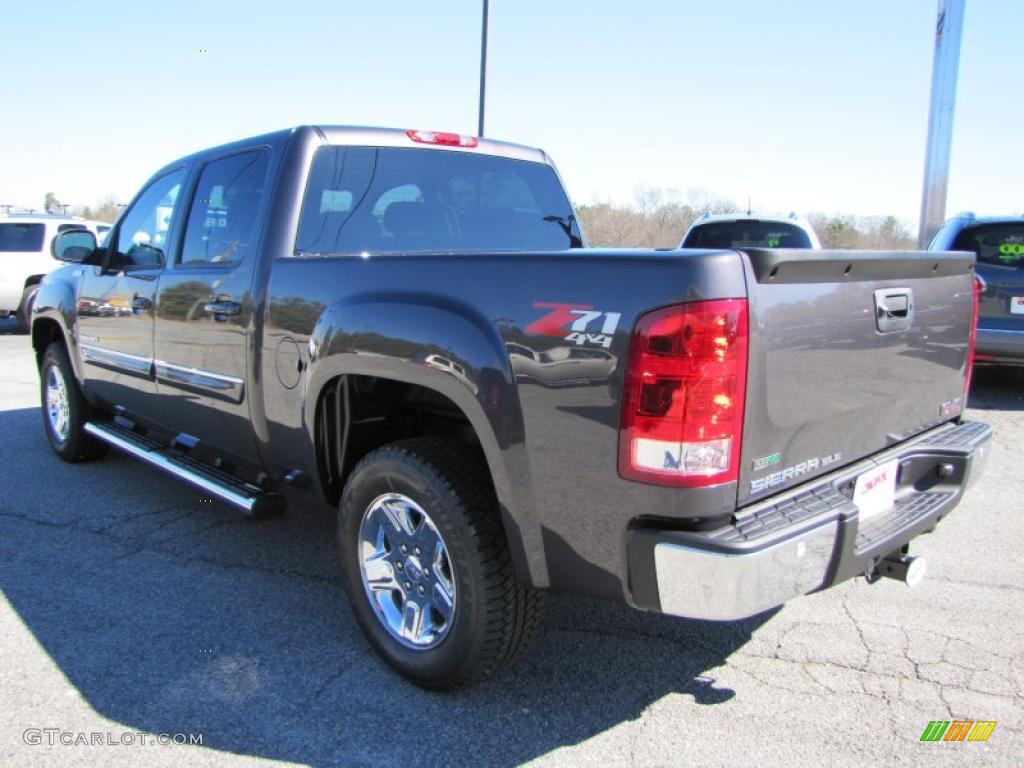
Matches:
[[526, 302, 622, 349]]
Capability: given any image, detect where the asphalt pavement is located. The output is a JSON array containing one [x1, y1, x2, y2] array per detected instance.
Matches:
[[0, 318, 1021, 767]]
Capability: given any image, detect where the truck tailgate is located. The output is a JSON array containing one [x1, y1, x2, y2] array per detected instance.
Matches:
[[738, 248, 976, 506]]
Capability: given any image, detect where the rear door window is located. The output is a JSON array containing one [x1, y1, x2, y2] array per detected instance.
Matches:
[[953, 224, 1024, 267], [0, 223, 45, 252], [181, 149, 270, 265], [296, 147, 581, 254], [684, 221, 812, 249]]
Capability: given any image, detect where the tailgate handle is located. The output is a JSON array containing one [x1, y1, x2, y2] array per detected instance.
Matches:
[[883, 295, 908, 316], [874, 288, 914, 332]]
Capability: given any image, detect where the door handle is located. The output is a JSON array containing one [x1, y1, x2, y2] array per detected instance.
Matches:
[[130, 296, 152, 311], [204, 300, 242, 320]]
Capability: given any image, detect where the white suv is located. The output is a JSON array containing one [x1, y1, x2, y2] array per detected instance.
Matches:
[[681, 212, 822, 250], [0, 214, 110, 331]]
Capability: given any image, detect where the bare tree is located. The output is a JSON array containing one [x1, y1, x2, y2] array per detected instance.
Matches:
[[579, 192, 916, 251], [577, 186, 738, 248], [807, 212, 916, 250], [44, 192, 62, 215], [74, 196, 121, 223]]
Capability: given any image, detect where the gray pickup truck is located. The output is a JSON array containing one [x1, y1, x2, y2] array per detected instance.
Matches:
[[32, 126, 991, 688]]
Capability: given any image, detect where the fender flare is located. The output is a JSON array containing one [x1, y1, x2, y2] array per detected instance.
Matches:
[[30, 275, 84, 380], [302, 291, 549, 588]]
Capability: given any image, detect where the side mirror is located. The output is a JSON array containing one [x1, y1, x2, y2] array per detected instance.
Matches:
[[52, 229, 98, 263]]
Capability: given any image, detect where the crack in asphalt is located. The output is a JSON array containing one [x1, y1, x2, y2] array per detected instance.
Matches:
[[1, 497, 1020, 742], [928, 576, 1024, 593], [548, 601, 1022, 710], [307, 660, 356, 708]]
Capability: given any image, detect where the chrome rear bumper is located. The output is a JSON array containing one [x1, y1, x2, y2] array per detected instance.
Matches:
[[629, 420, 991, 621]]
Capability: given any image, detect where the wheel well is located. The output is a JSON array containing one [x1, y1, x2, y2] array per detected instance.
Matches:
[[23, 275, 44, 290], [32, 318, 64, 368], [316, 375, 487, 506]]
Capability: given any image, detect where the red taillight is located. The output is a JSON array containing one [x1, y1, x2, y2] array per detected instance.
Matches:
[[618, 299, 749, 487], [964, 275, 981, 400], [406, 129, 478, 148]]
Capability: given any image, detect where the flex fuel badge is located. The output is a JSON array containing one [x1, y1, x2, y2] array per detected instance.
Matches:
[[751, 452, 782, 472], [750, 451, 843, 494]]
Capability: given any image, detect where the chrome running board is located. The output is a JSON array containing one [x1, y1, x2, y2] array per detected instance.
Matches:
[[84, 421, 285, 517]]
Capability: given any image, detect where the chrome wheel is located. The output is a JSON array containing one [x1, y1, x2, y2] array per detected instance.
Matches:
[[45, 364, 70, 443], [357, 493, 456, 649]]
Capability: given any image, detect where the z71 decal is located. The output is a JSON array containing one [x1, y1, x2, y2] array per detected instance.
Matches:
[[526, 302, 622, 349]]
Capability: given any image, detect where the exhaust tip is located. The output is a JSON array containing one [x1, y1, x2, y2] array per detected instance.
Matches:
[[879, 553, 927, 587]]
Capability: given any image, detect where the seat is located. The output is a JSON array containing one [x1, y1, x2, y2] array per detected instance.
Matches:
[[382, 201, 450, 250]]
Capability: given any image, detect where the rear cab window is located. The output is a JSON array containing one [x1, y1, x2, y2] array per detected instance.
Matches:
[[684, 221, 812, 249], [295, 147, 582, 255], [0, 223, 46, 252], [953, 223, 1024, 267]]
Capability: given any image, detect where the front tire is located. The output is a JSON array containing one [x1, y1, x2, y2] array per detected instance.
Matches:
[[40, 343, 106, 462], [338, 438, 540, 689]]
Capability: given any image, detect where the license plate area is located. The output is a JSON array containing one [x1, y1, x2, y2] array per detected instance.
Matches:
[[852, 459, 899, 521], [1010, 296, 1024, 315]]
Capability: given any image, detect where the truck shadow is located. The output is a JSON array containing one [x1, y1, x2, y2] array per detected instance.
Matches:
[[0, 405, 771, 767], [968, 366, 1024, 411]]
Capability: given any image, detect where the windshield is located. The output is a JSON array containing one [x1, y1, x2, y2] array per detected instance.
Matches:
[[0, 223, 46, 252], [953, 223, 1024, 268], [683, 220, 813, 249], [296, 147, 582, 254]]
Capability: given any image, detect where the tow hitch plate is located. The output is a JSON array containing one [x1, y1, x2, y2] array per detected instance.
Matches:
[[853, 459, 899, 521]]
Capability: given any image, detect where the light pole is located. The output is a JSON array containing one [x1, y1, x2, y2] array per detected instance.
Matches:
[[478, 0, 489, 137], [918, 0, 965, 247]]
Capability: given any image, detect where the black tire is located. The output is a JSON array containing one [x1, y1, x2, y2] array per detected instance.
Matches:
[[40, 342, 107, 462], [338, 438, 541, 689], [17, 285, 39, 333]]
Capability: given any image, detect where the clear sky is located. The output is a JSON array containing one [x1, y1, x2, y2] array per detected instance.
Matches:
[[1, 0, 1020, 230]]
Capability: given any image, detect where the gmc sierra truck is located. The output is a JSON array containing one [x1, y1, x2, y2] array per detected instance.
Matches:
[[32, 126, 991, 689]]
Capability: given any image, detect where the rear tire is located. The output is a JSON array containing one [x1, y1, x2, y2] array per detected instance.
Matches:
[[337, 438, 541, 689], [40, 342, 107, 462], [17, 285, 38, 333]]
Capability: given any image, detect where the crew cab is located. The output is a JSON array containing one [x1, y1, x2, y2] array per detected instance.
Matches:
[[930, 212, 1024, 366], [32, 126, 990, 688]]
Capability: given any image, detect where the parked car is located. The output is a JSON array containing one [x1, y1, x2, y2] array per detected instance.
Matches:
[[0, 214, 111, 331], [423, 353, 478, 395], [33, 126, 989, 689], [930, 212, 1024, 366], [681, 212, 822, 249], [507, 343, 616, 387]]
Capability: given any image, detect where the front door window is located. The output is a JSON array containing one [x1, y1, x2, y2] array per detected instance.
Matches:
[[112, 171, 185, 270]]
